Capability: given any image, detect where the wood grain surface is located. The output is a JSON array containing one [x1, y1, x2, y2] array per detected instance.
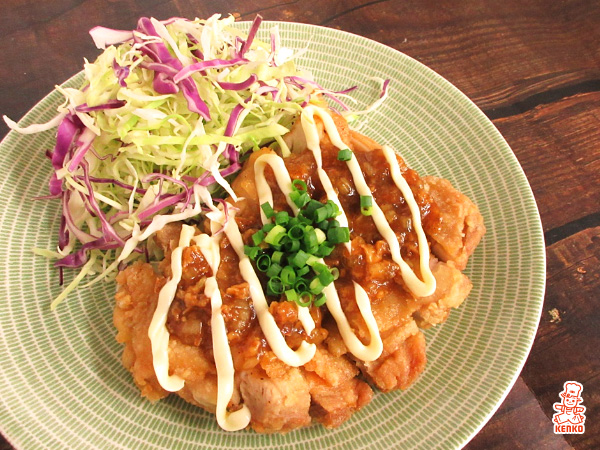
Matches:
[[1, 1, 598, 449]]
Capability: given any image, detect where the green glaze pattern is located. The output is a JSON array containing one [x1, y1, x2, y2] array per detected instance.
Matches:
[[0, 22, 545, 449]]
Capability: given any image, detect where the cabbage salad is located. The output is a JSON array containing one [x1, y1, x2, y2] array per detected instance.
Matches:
[[3, 14, 388, 307]]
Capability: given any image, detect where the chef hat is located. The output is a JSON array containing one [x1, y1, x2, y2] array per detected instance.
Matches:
[[564, 382, 582, 398]]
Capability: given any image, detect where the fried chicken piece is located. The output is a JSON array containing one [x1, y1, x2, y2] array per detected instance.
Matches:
[[240, 359, 311, 433], [115, 254, 375, 433], [350, 127, 485, 271], [351, 289, 427, 392], [114, 261, 220, 410], [114, 262, 168, 402], [304, 347, 373, 427], [154, 222, 183, 254], [424, 176, 485, 270], [414, 258, 473, 328], [365, 331, 427, 392]]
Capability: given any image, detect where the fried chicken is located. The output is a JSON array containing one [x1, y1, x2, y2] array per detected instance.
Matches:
[[113, 111, 485, 432]]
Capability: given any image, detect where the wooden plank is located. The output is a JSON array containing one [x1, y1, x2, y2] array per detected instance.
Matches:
[[493, 92, 600, 231], [522, 226, 600, 450], [465, 377, 572, 450], [232, 0, 600, 112]]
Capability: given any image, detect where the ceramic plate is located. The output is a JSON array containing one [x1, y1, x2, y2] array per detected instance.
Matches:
[[0, 21, 545, 450]]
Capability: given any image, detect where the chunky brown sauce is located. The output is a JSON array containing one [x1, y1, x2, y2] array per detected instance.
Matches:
[[164, 139, 441, 370]]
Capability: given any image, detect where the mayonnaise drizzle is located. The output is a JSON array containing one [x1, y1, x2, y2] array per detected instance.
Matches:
[[148, 224, 196, 392], [222, 207, 317, 367], [194, 232, 251, 431], [300, 106, 384, 361], [381, 145, 436, 296], [301, 105, 436, 297], [253, 151, 382, 361], [254, 153, 300, 222]]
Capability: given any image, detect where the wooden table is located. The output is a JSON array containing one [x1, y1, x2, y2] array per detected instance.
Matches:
[[0, 1, 598, 449]]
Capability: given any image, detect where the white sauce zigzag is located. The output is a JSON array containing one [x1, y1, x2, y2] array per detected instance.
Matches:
[[148, 105, 437, 430], [194, 231, 251, 431]]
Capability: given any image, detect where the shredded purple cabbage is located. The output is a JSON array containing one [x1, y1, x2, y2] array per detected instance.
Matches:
[[239, 15, 262, 56], [173, 58, 247, 84], [55, 236, 122, 268], [217, 74, 257, 91], [74, 100, 126, 113], [135, 17, 211, 120], [80, 161, 126, 246], [112, 59, 130, 87]]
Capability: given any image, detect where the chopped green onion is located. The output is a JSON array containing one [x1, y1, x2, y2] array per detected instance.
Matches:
[[266, 263, 282, 278], [303, 200, 323, 219], [318, 269, 335, 286], [331, 267, 340, 280], [285, 289, 298, 302], [317, 243, 334, 257], [360, 195, 373, 216], [287, 224, 304, 240], [360, 195, 372, 208], [244, 245, 260, 260], [297, 266, 310, 277], [280, 266, 296, 285], [312, 262, 328, 274], [314, 228, 326, 244], [267, 277, 284, 296], [314, 293, 327, 307], [252, 230, 265, 246], [303, 227, 318, 251], [248, 178, 352, 308], [290, 250, 310, 267], [315, 219, 329, 230], [265, 224, 286, 245], [309, 278, 325, 295], [282, 239, 301, 252], [327, 226, 350, 244], [297, 213, 312, 224], [256, 254, 271, 272], [289, 190, 310, 208], [271, 251, 284, 264], [314, 206, 330, 223], [275, 211, 290, 226], [296, 292, 312, 307], [261, 202, 275, 219], [294, 279, 308, 293], [292, 179, 307, 191], [337, 148, 353, 161], [327, 200, 340, 217], [306, 255, 320, 267]]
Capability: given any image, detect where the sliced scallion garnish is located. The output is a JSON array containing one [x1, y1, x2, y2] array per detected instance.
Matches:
[[360, 195, 373, 216], [337, 148, 353, 161], [246, 179, 351, 307]]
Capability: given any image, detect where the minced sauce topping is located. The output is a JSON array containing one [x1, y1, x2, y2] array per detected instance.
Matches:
[[148, 105, 437, 431]]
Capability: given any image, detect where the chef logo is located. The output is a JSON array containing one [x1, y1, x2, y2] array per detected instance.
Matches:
[[553, 381, 586, 434]]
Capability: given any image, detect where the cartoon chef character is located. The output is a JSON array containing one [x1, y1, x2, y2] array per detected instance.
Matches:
[[553, 382, 586, 425]]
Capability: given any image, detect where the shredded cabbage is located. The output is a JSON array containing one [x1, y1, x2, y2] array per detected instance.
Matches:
[[4, 14, 389, 307]]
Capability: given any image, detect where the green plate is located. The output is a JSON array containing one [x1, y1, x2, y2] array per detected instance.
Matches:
[[0, 21, 545, 449]]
